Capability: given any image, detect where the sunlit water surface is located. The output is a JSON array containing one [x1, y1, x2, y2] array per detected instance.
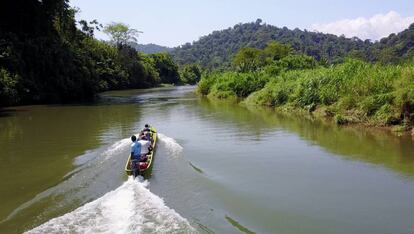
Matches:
[[0, 86, 414, 233]]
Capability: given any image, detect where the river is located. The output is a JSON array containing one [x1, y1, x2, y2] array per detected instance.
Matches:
[[0, 86, 414, 233]]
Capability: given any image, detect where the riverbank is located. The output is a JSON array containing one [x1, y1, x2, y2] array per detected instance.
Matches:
[[0, 83, 189, 109], [198, 59, 414, 136]]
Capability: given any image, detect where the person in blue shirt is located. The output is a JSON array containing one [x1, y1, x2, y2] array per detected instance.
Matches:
[[130, 135, 141, 176]]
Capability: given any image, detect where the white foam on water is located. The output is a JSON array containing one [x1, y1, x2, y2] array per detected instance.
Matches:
[[6, 135, 190, 232], [0, 138, 131, 224], [103, 133, 184, 160], [102, 137, 131, 161], [2, 136, 138, 224], [25, 177, 195, 234], [73, 137, 131, 166], [158, 133, 183, 157]]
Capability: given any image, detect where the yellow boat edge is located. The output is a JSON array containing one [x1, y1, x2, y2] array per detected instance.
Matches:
[[124, 127, 157, 177]]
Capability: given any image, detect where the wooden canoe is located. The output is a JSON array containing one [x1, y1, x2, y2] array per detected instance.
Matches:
[[125, 127, 157, 178]]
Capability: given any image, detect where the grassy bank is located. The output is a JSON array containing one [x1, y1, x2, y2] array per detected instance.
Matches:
[[198, 59, 414, 134]]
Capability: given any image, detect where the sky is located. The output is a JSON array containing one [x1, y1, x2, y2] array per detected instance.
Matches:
[[70, 0, 414, 47]]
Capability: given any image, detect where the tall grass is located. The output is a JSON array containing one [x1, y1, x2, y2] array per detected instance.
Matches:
[[198, 59, 414, 128], [198, 71, 269, 99]]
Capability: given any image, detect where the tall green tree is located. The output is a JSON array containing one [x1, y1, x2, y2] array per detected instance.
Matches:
[[232, 47, 265, 72], [79, 19, 103, 37], [103, 22, 142, 47], [180, 64, 201, 84], [264, 42, 292, 61], [151, 53, 180, 84], [0, 0, 185, 106]]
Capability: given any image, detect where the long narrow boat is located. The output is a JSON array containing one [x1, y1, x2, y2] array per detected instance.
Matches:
[[125, 127, 157, 178]]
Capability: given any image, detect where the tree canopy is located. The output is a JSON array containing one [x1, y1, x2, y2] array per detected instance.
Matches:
[[150, 53, 180, 84], [264, 42, 292, 61], [232, 42, 301, 72], [103, 22, 142, 47], [232, 47, 265, 72], [180, 64, 202, 84], [0, 0, 183, 106]]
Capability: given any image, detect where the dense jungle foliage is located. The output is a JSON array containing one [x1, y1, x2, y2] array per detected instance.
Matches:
[[198, 41, 414, 131], [0, 0, 197, 106], [172, 19, 414, 69]]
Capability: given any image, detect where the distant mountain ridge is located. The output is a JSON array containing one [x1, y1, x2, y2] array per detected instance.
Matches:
[[170, 19, 414, 68], [130, 43, 172, 54]]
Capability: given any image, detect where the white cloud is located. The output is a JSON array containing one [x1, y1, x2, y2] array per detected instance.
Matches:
[[311, 11, 414, 41]]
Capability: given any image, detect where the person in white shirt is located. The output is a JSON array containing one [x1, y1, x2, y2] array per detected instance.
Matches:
[[138, 135, 152, 156]]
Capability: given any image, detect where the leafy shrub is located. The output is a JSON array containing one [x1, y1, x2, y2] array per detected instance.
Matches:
[[359, 94, 394, 116], [197, 73, 218, 95], [202, 72, 268, 98], [335, 114, 349, 125], [394, 67, 414, 108], [292, 74, 322, 107], [246, 79, 291, 106], [276, 55, 317, 71], [180, 64, 201, 84], [0, 69, 20, 106], [208, 89, 237, 100], [337, 96, 357, 110], [262, 64, 283, 76], [374, 104, 400, 125]]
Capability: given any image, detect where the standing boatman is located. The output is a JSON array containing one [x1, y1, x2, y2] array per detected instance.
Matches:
[[130, 135, 141, 177]]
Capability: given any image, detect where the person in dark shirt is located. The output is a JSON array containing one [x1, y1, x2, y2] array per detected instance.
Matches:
[[141, 124, 152, 142], [143, 124, 151, 132]]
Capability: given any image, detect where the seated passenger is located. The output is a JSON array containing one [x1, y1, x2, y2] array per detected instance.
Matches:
[[138, 135, 152, 160], [141, 124, 152, 141], [143, 124, 151, 132]]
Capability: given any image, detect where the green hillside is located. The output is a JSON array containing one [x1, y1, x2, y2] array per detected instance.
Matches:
[[171, 19, 414, 69], [129, 43, 173, 54]]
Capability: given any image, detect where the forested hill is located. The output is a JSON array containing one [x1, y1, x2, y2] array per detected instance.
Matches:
[[171, 19, 414, 68], [129, 43, 173, 54], [369, 23, 414, 63]]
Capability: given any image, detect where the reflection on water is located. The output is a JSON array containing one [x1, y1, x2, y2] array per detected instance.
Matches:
[[1, 86, 414, 234], [197, 98, 414, 177]]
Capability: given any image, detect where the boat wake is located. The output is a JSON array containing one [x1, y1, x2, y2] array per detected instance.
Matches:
[[102, 138, 132, 161], [0, 134, 194, 233], [25, 177, 195, 234], [3, 133, 192, 233], [158, 133, 183, 157], [1, 137, 135, 224]]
